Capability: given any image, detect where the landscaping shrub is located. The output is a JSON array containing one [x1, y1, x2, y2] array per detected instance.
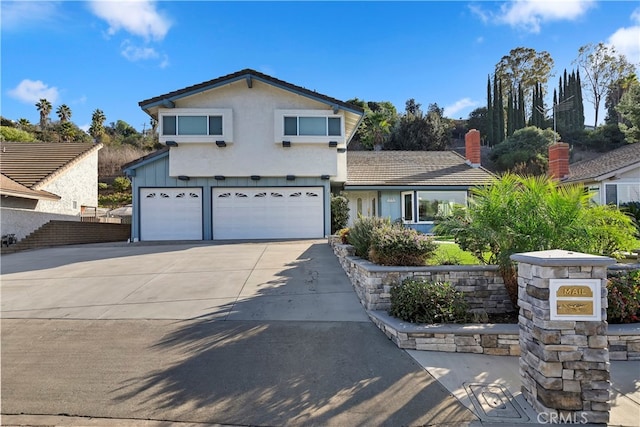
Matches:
[[620, 202, 640, 238], [389, 278, 470, 324], [347, 216, 390, 259], [338, 227, 350, 244], [607, 270, 640, 324], [113, 176, 131, 192], [434, 173, 639, 307], [330, 194, 350, 234], [369, 224, 436, 266]]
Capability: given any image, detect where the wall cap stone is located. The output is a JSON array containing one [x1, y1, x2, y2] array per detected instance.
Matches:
[[346, 255, 500, 273], [609, 323, 640, 336], [369, 310, 518, 335], [511, 250, 615, 267]]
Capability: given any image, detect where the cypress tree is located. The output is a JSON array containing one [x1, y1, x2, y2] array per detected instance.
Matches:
[[518, 83, 526, 130], [498, 79, 505, 142], [486, 76, 493, 146], [576, 70, 585, 130], [507, 89, 514, 137]]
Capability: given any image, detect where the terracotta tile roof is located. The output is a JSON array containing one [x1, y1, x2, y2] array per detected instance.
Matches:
[[0, 142, 101, 189], [564, 143, 640, 183], [345, 151, 495, 187]]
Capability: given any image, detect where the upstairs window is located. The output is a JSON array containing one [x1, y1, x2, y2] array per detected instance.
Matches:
[[284, 116, 341, 137], [162, 115, 223, 136]]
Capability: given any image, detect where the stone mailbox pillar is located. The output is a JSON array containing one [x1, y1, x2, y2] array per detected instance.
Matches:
[[511, 250, 615, 425]]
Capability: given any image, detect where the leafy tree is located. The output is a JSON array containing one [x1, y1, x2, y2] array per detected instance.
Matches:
[[359, 102, 397, 150], [434, 174, 638, 306], [467, 107, 489, 143], [35, 98, 52, 129], [385, 101, 450, 150], [573, 42, 636, 127], [495, 47, 554, 107], [616, 82, 640, 143], [56, 104, 72, 123], [489, 126, 557, 174], [0, 126, 36, 142], [330, 193, 350, 234], [606, 74, 638, 125]]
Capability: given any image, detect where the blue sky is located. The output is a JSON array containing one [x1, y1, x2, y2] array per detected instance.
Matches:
[[2, 1, 639, 133]]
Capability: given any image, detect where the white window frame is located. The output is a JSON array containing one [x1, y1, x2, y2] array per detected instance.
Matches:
[[274, 109, 345, 145], [401, 190, 468, 224], [401, 191, 414, 223], [158, 108, 233, 144]]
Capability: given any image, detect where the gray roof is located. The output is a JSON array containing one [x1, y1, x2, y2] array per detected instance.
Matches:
[[564, 143, 640, 183], [345, 151, 495, 188]]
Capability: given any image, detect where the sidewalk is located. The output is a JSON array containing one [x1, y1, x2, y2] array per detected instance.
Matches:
[[408, 350, 640, 426]]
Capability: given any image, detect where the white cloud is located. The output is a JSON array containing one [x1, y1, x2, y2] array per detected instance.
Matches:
[[444, 98, 479, 118], [0, 1, 60, 31], [607, 8, 640, 65], [471, 0, 595, 33], [121, 41, 159, 61], [8, 79, 59, 104], [88, 0, 172, 41]]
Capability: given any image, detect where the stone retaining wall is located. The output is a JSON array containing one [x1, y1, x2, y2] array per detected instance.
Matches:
[[330, 240, 514, 314], [329, 238, 640, 360], [369, 311, 521, 356], [369, 310, 639, 360]]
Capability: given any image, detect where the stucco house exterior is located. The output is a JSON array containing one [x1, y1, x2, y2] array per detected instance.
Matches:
[[561, 142, 640, 206], [0, 142, 102, 240], [124, 69, 364, 241]]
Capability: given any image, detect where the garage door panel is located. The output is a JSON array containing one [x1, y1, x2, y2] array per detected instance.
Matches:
[[212, 187, 324, 240], [140, 188, 203, 241]]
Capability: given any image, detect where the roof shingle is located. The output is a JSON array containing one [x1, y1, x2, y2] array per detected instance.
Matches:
[[564, 143, 640, 183], [345, 151, 495, 187]]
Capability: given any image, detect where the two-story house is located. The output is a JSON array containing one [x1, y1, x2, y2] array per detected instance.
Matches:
[[124, 69, 364, 241]]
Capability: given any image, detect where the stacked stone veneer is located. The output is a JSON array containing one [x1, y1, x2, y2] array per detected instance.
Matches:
[[512, 250, 614, 425], [369, 311, 521, 355], [330, 241, 513, 313]]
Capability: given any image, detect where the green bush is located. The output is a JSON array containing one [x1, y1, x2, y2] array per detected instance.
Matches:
[[98, 182, 109, 190], [330, 194, 350, 234], [369, 224, 436, 266], [389, 278, 470, 324], [434, 174, 639, 307], [112, 176, 131, 192], [620, 202, 640, 238], [347, 216, 390, 259], [607, 270, 640, 324]]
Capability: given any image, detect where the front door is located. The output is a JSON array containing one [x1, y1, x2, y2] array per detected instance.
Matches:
[[346, 191, 377, 226]]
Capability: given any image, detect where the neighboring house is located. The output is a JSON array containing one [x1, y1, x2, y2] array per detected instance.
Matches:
[[0, 142, 102, 240], [123, 69, 364, 241], [561, 142, 640, 206], [343, 144, 495, 233]]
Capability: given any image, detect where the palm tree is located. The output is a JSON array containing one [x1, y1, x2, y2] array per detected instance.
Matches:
[[35, 98, 52, 129], [89, 109, 106, 142], [56, 104, 72, 123], [17, 118, 31, 130]]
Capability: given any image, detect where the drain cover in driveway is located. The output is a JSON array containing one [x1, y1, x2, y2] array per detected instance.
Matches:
[[464, 383, 529, 422]]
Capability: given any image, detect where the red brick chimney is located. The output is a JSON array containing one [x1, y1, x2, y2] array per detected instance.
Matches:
[[548, 142, 570, 180], [465, 129, 481, 168]]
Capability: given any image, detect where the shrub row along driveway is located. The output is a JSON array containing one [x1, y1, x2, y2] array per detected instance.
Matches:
[[1, 241, 477, 426]]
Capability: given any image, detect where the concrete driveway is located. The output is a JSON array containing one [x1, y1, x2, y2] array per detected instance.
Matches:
[[1, 240, 478, 426], [1, 240, 368, 322]]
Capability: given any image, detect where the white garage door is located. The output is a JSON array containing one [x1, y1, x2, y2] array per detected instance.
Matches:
[[212, 187, 324, 239], [140, 188, 203, 241]]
